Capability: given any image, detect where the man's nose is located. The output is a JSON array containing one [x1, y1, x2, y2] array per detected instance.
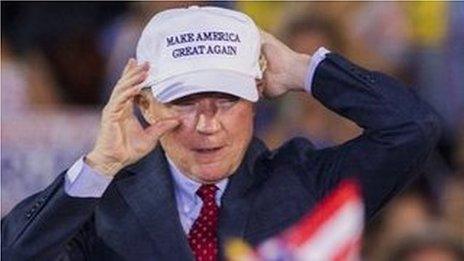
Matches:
[[195, 102, 221, 135]]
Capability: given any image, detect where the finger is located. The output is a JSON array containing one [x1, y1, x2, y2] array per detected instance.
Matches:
[[125, 61, 149, 79], [261, 42, 272, 56], [118, 61, 149, 86], [261, 72, 275, 99], [122, 58, 136, 75], [117, 68, 149, 89], [115, 82, 144, 102], [108, 84, 144, 113], [145, 118, 180, 140], [110, 71, 148, 101], [260, 30, 289, 54], [259, 29, 271, 44], [108, 60, 144, 100], [117, 70, 148, 90], [122, 59, 132, 75], [259, 54, 267, 69]]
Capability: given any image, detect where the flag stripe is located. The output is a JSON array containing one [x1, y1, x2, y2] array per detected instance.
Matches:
[[284, 180, 361, 247], [292, 200, 364, 260], [332, 237, 362, 261]]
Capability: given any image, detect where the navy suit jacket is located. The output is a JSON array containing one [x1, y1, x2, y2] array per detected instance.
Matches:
[[1, 53, 441, 260]]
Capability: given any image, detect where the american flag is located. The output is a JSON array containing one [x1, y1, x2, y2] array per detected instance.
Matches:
[[226, 179, 364, 261]]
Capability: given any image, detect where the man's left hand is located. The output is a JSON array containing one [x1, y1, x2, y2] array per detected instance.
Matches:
[[259, 30, 311, 98]]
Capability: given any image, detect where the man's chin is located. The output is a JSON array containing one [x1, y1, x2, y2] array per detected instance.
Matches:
[[191, 162, 232, 183]]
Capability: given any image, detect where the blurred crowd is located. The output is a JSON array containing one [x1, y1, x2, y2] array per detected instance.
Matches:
[[2, 2, 463, 260]]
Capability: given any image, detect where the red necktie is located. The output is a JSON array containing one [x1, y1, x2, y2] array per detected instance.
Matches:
[[188, 184, 219, 261]]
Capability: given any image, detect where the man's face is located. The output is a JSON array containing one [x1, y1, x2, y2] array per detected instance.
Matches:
[[140, 91, 254, 183]]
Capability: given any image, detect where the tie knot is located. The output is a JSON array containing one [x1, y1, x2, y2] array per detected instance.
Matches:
[[196, 184, 218, 202]]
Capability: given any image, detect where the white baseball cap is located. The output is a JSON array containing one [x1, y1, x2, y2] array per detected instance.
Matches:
[[136, 5, 262, 103]]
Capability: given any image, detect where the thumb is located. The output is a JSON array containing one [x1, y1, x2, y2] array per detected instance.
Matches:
[[259, 29, 273, 45], [145, 118, 180, 140]]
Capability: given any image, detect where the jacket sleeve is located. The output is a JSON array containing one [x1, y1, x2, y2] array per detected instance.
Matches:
[[294, 53, 442, 220], [1, 172, 100, 260]]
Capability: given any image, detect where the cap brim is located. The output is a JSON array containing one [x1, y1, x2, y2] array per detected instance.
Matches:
[[150, 70, 259, 103]]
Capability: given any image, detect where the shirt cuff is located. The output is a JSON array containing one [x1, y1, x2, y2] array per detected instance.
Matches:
[[65, 156, 113, 198], [304, 47, 331, 94]]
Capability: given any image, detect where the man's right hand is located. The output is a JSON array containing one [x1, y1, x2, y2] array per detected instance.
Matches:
[[86, 59, 180, 177]]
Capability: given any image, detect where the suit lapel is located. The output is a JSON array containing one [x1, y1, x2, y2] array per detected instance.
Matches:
[[115, 147, 193, 260], [218, 138, 268, 256], [113, 138, 268, 260]]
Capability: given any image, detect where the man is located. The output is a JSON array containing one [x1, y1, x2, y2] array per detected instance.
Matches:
[[1, 6, 440, 260]]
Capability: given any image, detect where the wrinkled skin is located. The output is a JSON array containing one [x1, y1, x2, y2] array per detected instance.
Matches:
[[137, 92, 254, 183]]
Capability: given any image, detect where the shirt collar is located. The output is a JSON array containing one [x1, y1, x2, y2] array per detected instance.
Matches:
[[166, 156, 228, 208]]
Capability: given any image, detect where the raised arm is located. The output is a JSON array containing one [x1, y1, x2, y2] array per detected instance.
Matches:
[[260, 31, 441, 220], [1, 59, 180, 260]]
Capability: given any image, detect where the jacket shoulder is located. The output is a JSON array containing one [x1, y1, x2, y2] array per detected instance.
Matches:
[[250, 137, 318, 180], [266, 137, 316, 163]]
